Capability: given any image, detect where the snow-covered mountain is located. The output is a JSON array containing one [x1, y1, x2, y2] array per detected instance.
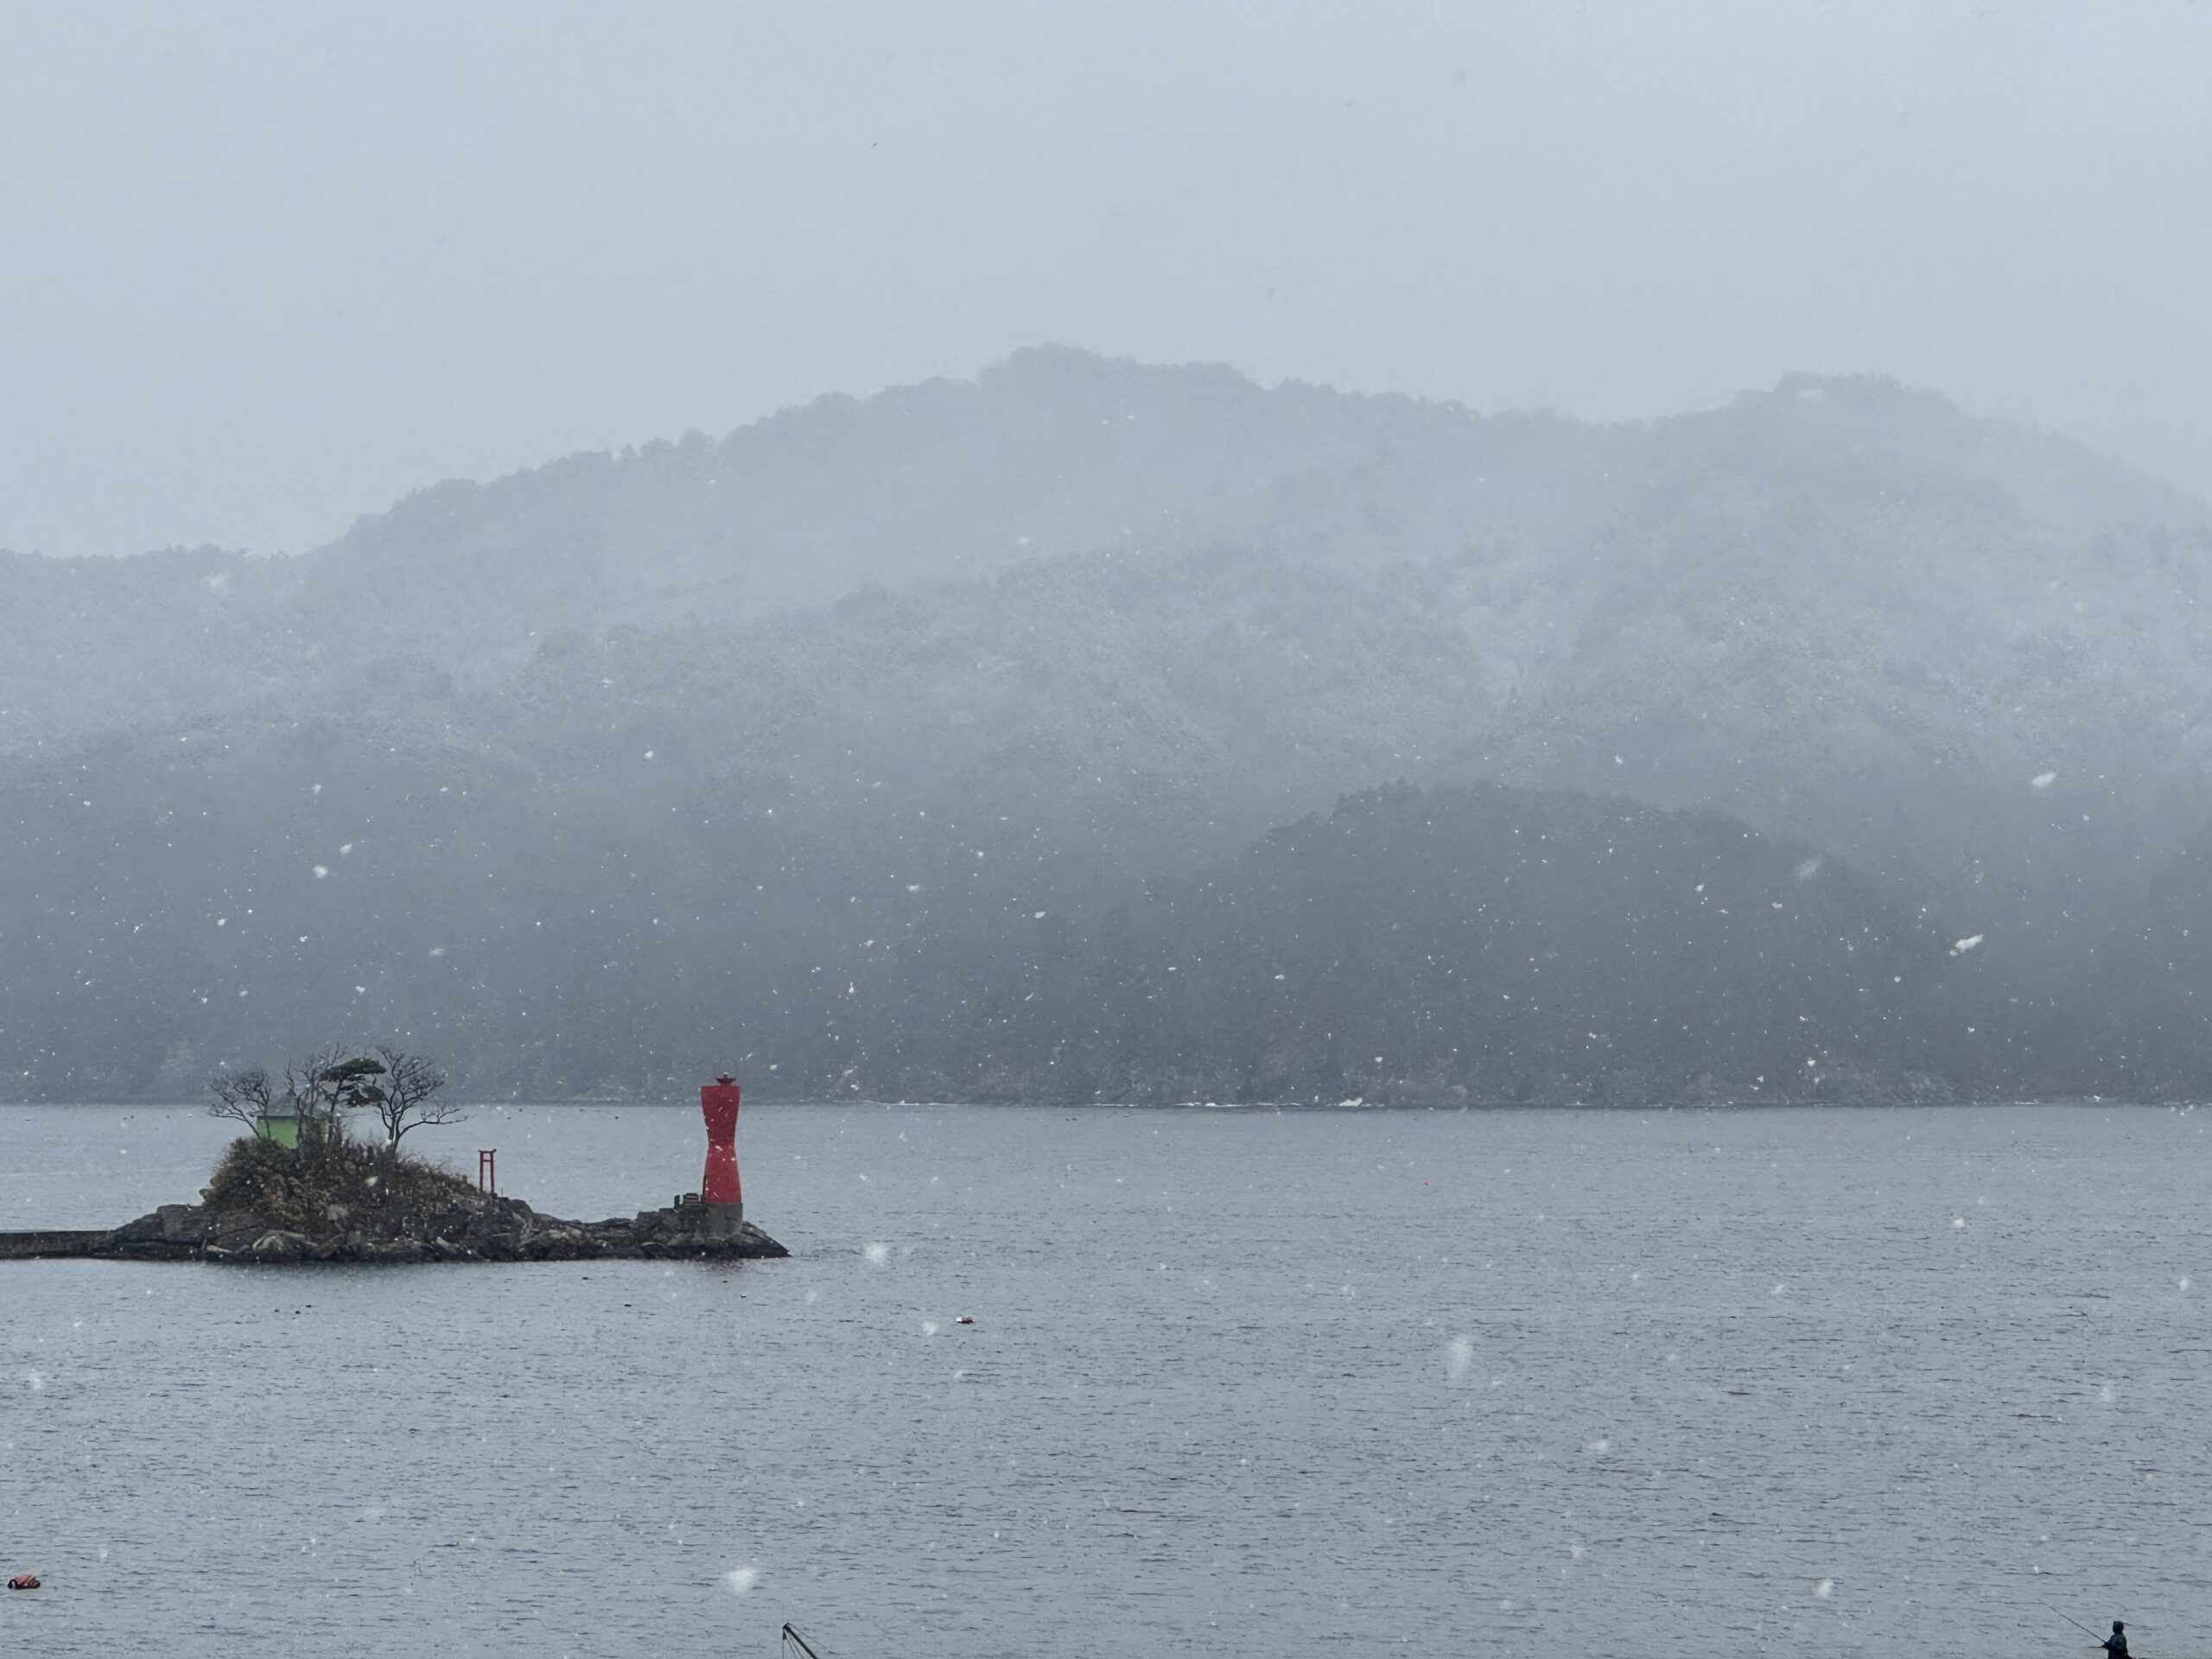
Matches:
[[4, 350, 2208, 1100]]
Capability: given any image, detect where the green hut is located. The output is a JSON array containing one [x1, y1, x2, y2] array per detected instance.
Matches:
[[253, 1097, 303, 1149]]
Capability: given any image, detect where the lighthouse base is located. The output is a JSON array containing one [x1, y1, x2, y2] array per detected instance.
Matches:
[[698, 1200, 747, 1237]]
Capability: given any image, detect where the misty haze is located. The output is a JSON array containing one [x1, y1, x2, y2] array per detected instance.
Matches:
[[6, 352, 2211, 1108], [5, 6, 2210, 1657]]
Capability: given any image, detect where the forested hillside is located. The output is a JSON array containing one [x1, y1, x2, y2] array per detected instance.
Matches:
[[3, 349, 2209, 1102]]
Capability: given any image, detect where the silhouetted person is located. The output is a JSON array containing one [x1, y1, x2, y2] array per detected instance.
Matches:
[[2102, 1621, 2128, 1659]]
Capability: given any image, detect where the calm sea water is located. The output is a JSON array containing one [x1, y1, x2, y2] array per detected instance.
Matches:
[[2, 1101, 2209, 1659]]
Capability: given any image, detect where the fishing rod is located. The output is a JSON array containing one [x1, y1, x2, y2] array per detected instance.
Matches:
[[2050, 1605, 2103, 1641]]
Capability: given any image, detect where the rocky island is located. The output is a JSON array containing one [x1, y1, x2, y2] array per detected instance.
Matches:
[[1, 1058, 787, 1266], [5, 1133, 786, 1264], [98, 1195, 786, 1264]]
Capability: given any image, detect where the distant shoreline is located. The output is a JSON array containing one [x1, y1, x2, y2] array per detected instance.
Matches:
[[2, 1092, 2191, 1112]]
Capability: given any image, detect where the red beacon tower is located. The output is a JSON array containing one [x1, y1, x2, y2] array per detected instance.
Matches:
[[699, 1073, 744, 1235]]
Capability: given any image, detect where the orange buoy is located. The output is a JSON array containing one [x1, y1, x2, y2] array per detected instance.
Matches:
[[7, 1573, 39, 1591]]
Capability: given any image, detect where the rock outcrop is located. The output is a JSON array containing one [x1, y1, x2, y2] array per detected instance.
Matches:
[[87, 1192, 786, 1264]]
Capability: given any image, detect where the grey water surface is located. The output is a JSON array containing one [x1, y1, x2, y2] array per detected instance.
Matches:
[[3, 1102, 2209, 1658]]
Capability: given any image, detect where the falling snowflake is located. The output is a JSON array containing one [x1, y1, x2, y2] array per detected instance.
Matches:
[[1445, 1334, 1473, 1382]]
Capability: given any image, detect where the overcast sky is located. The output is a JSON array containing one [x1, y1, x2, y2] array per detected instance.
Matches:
[[3, 0, 2208, 558]]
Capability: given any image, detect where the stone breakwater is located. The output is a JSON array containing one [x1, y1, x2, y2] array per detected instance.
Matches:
[[2, 1192, 786, 1264]]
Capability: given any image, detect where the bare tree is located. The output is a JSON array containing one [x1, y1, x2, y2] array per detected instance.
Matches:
[[286, 1049, 365, 1146], [206, 1065, 280, 1134], [361, 1046, 460, 1153], [207, 1047, 456, 1154], [276, 1047, 403, 1147]]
